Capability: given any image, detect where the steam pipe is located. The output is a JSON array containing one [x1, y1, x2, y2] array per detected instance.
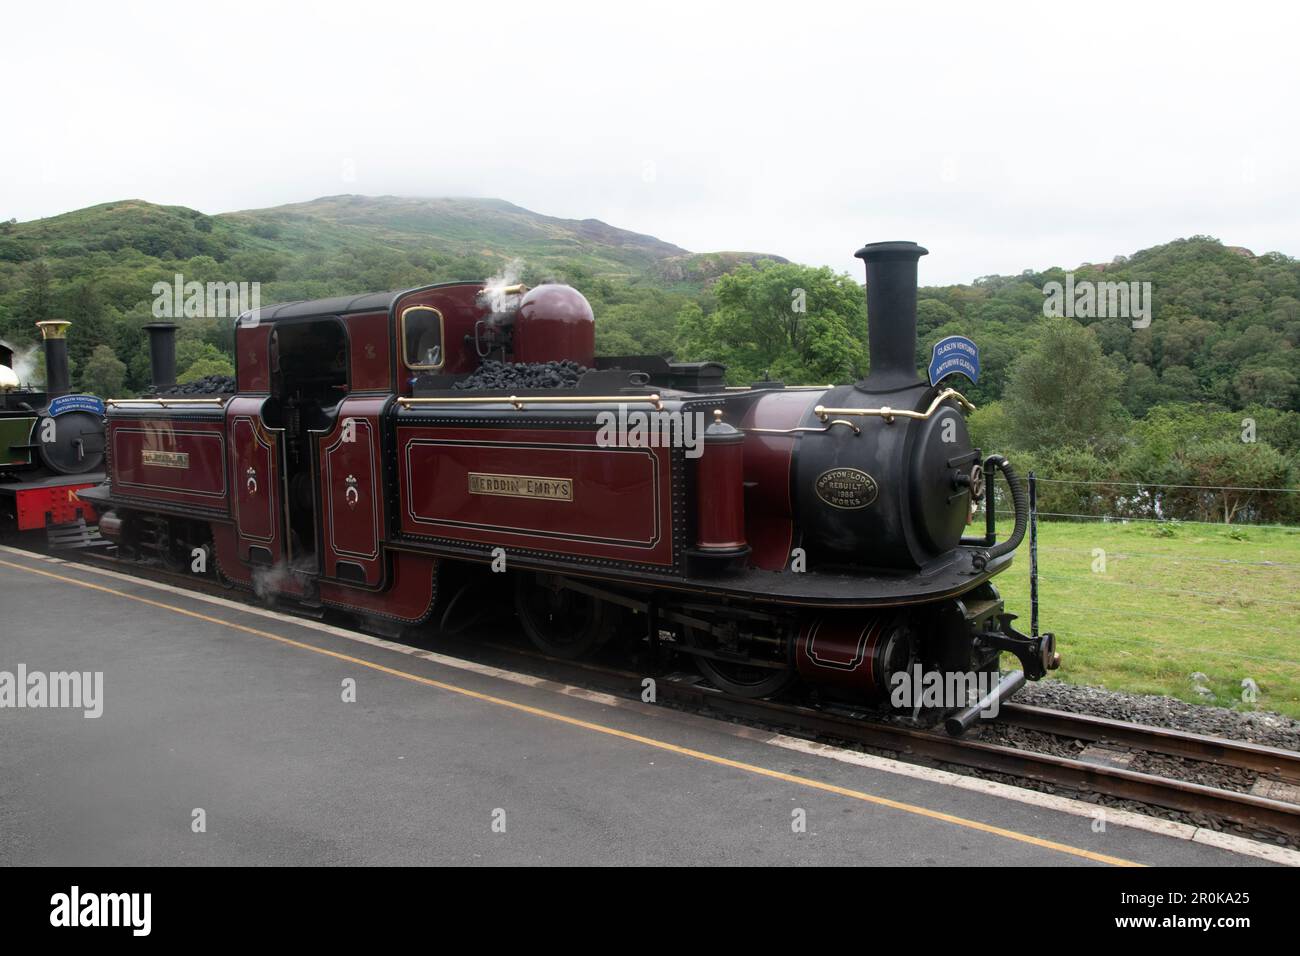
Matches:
[[143, 322, 178, 392], [984, 456, 1027, 560], [36, 320, 71, 399], [854, 241, 927, 393]]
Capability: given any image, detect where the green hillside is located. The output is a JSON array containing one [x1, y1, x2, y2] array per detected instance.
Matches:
[[225, 195, 692, 275], [0, 194, 789, 391]]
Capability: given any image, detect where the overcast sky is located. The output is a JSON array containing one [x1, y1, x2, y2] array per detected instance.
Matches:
[[4, 0, 1297, 284]]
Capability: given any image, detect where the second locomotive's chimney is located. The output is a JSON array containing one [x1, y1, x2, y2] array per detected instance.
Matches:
[[854, 240, 928, 393], [143, 322, 178, 392], [36, 319, 71, 399]]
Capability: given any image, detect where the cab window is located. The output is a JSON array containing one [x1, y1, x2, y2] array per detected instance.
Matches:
[[401, 306, 444, 370]]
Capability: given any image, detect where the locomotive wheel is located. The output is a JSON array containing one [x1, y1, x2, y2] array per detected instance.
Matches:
[[514, 573, 611, 660], [695, 656, 794, 699], [686, 623, 795, 699]]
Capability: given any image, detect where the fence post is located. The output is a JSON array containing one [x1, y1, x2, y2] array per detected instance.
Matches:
[[1029, 470, 1039, 639]]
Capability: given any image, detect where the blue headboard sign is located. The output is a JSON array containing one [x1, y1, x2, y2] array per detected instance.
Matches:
[[47, 394, 106, 417], [928, 335, 980, 386]]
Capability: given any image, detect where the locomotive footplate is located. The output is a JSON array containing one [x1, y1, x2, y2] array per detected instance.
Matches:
[[394, 534, 1020, 610]]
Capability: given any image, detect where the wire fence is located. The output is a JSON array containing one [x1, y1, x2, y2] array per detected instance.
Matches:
[[1034, 477, 1300, 494], [1035, 545, 1300, 569], [984, 473, 1300, 708], [985, 471, 1300, 526], [993, 508, 1300, 529]]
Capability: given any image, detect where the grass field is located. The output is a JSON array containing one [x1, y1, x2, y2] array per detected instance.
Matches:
[[992, 520, 1300, 719]]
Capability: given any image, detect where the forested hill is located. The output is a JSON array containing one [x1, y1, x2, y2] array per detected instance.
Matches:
[[0, 196, 1297, 520], [914, 238, 1299, 415], [0, 195, 785, 389]]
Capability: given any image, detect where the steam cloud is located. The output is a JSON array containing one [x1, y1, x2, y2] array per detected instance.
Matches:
[[479, 258, 526, 313], [11, 345, 43, 386], [249, 554, 316, 602]]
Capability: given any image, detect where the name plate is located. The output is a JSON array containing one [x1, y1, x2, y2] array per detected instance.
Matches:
[[142, 450, 190, 469], [468, 472, 573, 502]]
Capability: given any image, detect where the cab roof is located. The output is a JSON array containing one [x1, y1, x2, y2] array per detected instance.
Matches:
[[235, 280, 486, 326], [236, 290, 404, 325]]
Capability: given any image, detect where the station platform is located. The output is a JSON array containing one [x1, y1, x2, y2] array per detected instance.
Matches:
[[0, 545, 1288, 867]]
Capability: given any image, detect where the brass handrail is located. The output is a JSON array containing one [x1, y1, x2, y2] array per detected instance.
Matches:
[[722, 384, 832, 392], [397, 393, 664, 412], [748, 420, 861, 437], [814, 387, 975, 425], [106, 397, 229, 407]]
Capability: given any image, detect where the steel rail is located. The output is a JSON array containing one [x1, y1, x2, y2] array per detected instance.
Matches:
[[998, 702, 1300, 786]]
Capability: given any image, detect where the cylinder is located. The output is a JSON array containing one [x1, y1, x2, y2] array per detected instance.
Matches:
[[98, 510, 124, 541], [36, 320, 71, 399], [795, 613, 913, 700], [855, 241, 927, 393], [695, 410, 747, 553], [143, 322, 178, 391]]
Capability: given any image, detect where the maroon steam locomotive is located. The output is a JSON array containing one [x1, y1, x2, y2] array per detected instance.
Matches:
[[83, 240, 1059, 731]]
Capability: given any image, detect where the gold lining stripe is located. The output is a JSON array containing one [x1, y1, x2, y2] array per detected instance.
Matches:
[[398, 394, 664, 411]]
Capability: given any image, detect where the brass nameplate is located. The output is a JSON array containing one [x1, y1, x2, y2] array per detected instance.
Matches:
[[815, 467, 878, 510], [142, 450, 190, 469], [468, 472, 572, 502]]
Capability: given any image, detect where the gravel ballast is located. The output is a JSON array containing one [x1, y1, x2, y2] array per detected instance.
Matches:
[[1015, 678, 1300, 752]]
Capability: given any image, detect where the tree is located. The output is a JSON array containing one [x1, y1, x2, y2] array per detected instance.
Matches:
[[1182, 440, 1293, 523], [1002, 319, 1123, 450], [672, 301, 710, 360], [1234, 365, 1298, 410], [80, 345, 127, 398], [60, 281, 110, 372], [178, 355, 235, 383], [175, 342, 233, 382], [966, 399, 1014, 453], [685, 261, 866, 384], [19, 260, 54, 328]]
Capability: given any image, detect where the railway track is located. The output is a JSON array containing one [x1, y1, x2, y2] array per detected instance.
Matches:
[[998, 703, 1300, 786], [455, 640, 1300, 841], [18, 540, 1300, 843]]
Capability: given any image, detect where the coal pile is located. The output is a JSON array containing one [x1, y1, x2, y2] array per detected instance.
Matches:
[[453, 360, 588, 391], [160, 375, 237, 396]]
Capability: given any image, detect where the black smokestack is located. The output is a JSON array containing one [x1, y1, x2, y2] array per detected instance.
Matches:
[[854, 240, 928, 393], [144, 322, 178, 392], [36, 320, 71, 399]]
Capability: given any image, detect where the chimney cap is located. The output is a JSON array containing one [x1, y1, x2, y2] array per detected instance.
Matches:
[[855, 241, 929, 262], [36, 319, 71, 340]]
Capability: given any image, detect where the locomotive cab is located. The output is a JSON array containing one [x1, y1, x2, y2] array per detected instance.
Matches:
[[266, 316, 350, 560]]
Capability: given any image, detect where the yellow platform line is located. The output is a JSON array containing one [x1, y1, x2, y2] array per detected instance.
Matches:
[[0, 558, 1141, 867]]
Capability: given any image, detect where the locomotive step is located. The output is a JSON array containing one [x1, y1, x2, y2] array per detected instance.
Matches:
[[44, 518, 111, 551]]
